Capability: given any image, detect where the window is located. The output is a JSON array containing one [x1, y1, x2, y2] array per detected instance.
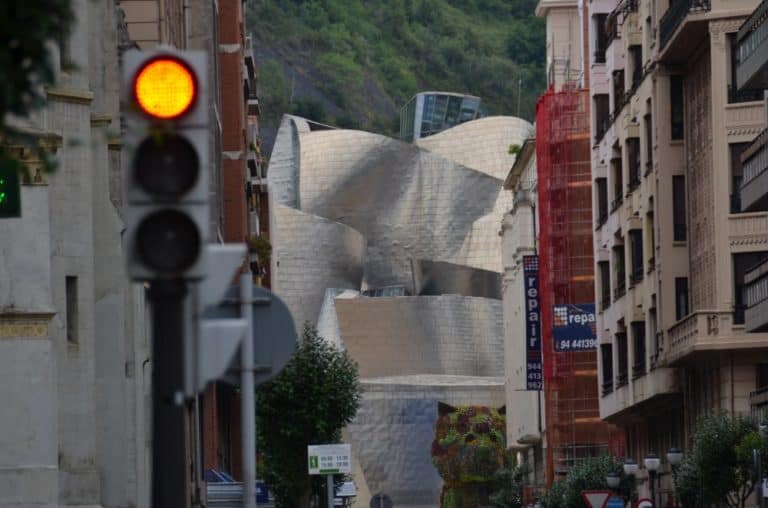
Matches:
[[627, 138, 641, 191], [758, 364, 768, 390], [66, 276, 78, 343], [733, 252, 768, 325], [644, 110, 653, 175], [670, 76, 684, 140], [649, 306, 659, 366], [728, 33, 763, 103], [630, 45, 643, 88], [601, 343, 614, 395], [730, 143, 749, 213], [596, 178, 608, 227], [675, 277, 689, 321], [611, 154, 624, 212], [673, 175, 687, 241], [646, 210, 655, 272], [629, 229, 643, 284], [594, 14, 608, 63], [599, 261, 611, 311], [613, 70, 625, 112], [632, 321, 646, 378], [613, 244, 626, 300], [594, 94, 610, 141], [616, 332, 628, 387]]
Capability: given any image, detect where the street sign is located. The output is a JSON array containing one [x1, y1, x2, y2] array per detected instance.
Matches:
[[606, 496, 624, 508], [636, 498, 653, 508], [308, 444, 352, 475], [370, 493, 393, 508], [204, 285, 298, 386], [581, 491, 611, 508]]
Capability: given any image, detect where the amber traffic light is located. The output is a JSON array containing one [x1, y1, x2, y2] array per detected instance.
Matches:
[[133, 57, 197, 120]]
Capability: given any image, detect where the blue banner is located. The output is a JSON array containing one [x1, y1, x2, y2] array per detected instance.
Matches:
[[552, 303, 597, 351], [523, 255, 542, 390]]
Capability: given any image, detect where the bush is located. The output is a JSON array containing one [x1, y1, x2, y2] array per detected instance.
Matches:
[[540, 456, 633, 508]]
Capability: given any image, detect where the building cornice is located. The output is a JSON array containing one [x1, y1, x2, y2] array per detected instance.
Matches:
[[46, 86, 94, 104]]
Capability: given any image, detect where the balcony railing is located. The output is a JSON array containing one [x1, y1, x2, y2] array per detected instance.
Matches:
[[745, 257, 768, 309], [630, 265, 644, 284], [611, 195, 624, 213], [742, 128, 768, 190], [601, 292, 612, 311], [594, 50, 607, 64], [614, 278, 626, 300], [666, 311, 733, 362], [596, 210, 608, 229], [647, 256, 655, 273], [602, 380, 614, 396], [632, 360, 646, 379], [616, 371, 628, 387], [728, 85, 764, 104], [659, 0, 711, 50], [737, 0, 768, 68]]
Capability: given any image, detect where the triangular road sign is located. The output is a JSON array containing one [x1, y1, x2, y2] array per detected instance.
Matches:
[[581, 490, 611, 508]]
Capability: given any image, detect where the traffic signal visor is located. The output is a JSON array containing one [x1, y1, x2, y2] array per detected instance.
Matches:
[[133, 57, 197, 120]]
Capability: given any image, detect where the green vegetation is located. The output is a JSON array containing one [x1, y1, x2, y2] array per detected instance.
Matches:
[[540, 456, 634, 508], [0, 1, 74, 175], [249, 0, 545, 138], [674, 414, 768, 508], [256, 324, 362, 508]]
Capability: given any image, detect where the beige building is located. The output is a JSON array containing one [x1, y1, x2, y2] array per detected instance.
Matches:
[[501, 139, 547, 493], [590, 0, 768, 499]]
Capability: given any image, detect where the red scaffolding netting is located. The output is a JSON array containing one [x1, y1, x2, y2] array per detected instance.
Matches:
[[535, 85, 624, 484]]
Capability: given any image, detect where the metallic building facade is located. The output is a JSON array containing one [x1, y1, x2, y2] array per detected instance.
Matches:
[[267, 114, 531, 507]]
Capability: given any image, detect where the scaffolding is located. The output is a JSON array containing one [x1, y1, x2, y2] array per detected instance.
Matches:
[[535, 86, 624, 484]]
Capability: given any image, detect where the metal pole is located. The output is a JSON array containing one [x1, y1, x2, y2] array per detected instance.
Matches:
[[327, 474, 334, 508], [241, 273, 256, 508], [149, 279, 189, 508]]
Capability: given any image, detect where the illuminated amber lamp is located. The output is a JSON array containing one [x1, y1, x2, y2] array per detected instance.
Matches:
[[133, 56, 197, 120]]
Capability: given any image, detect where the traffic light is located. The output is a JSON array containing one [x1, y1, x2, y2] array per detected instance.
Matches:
[[122, 48, 209, 281], [0, 165, 21, 218]]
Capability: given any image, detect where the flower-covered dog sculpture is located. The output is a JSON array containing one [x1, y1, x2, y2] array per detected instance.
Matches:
[[431, 403, 506, 508]]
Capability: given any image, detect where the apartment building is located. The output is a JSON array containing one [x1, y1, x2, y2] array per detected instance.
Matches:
[[590, 0, 768, 498], [736, 0, 768, 423]]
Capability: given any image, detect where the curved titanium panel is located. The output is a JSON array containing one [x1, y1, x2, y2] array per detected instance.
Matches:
[[415, 116, 534, 180], [270, 204, 365, 328], [412, 259, 501, 299], [334, 295, 504, 378]]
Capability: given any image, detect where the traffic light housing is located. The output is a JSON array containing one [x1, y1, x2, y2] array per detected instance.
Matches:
[[122, 48, 209, 281], [0, 165, 21, 218]]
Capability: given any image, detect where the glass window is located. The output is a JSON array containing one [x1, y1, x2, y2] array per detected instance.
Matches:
[[670, 76, 684, 140], [673, 175, 687, 241]]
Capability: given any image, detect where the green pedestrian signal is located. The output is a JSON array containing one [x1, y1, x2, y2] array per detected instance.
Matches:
[[0, 167, 21, 218], [309, 456, 319, 469]]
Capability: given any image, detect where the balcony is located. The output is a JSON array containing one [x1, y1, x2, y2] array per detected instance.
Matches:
[[602, 380, 614, 396], [665, 310, 768, 364], [594, 50, 607, 64], [659, 0, 711, 62], [740, 128, 768, 212], [737, 0, 768, 90], [596, 210, 608, 229], [750, 385, 768, 423], [630, 265, 644, 285], [632, 360, 646, 379], [745, 257, 768, 332], [647, 256, 656, 273], [601, 293, 612, 311], [611, 195, 624, 213]]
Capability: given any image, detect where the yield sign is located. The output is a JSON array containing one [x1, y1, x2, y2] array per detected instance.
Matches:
[[581, 490, 611, 508]]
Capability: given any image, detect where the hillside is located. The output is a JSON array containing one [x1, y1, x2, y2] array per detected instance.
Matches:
[[248, 0, 546, 154]]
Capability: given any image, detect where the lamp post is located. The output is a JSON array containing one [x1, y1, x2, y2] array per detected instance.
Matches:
[[624, 458, 639, 506], [645, 453, 661, 508], [666, 447, 684, 508]]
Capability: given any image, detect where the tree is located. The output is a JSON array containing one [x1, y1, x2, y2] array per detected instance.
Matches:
[[0, 1, 74, 175], [489, 450, 526, 508], [256, 323, 362, 508], [540, 456, 634, 508], [674, 413, 768, 508]]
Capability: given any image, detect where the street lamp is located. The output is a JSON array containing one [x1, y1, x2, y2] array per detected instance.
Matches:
[[624, 458, 639, 505], [645, 453, 661, 508], [606, 471, 621, 489], [667, 447, 684, 508]]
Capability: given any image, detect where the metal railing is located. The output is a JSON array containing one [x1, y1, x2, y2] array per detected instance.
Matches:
[[738, 0, 768, 67], [630, 264, 644, 284], [611, 195, 624, 213], [659, 0, 711, 50], [602, 380, 614, 396], [728, 85, 764, 104], [742, 128, 768, 190], [745, 257, 768, 308], [614, 278, 627, 300], [594, 50, 607, 64]]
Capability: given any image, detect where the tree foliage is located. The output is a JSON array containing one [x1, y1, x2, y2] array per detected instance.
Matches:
[[256, 323, 362, 508], [0, 1, 74, 175], [674, 413, 768, 508], [249, 0, 545, 138], [540, 456, 634, 508], [489, 450, 526, 508]]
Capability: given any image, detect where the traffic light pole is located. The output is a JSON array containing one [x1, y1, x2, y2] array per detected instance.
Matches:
[[149, 279, 190, 508]]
